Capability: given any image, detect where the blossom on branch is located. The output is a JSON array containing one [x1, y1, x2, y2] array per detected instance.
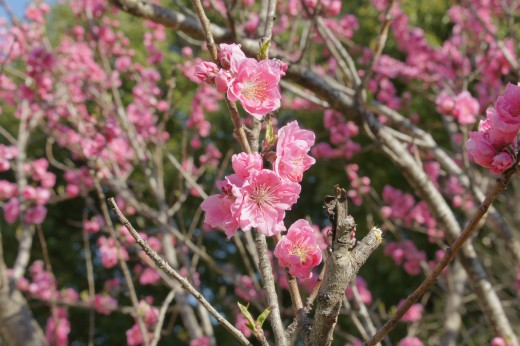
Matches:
[[466, 83, 520, 173], [234, 169, 301, 236], [227, 58, 282, 119], [201, 123, 316, 238], [195, 43, 284, 118], [274, 219, 322, 279], [275, 121, 316, 182]]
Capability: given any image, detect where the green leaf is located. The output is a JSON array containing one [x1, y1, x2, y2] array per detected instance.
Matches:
[[256, 305, 272, 328], [266, 117, 277, 146], [237, 302, 256, 328], [258, 39, 271, 60]]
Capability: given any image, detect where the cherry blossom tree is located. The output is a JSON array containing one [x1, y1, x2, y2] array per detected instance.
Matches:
[[0, 0, 519, 345]]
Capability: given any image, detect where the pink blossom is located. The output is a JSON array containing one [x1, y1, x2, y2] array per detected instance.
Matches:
[[60, 288, 79, 303], [93, 294, 118, 315], [3, 197, 20, 224], [398, 336, 424, 346], [182, 47, 193, 57], [84, 217, 103, 234], [195, 61, 219, 84], [452, 91, 479, 125], [227, 58, 282, 119], [323, 0, 342, 17], [219, 43, 246, 71], [467, 83, 520, 172], [491, 337, 508, 346], [486, 109, 520, 148], [126, 323, 144, 346], [234, 169, 301, 236], [138, 300, 159, 326], [66, 184, 80, 198], [345, 276, 373, 305], [399, 301, 424, 322], [97, 236, 129, 268], [190, 336, 211, 346], [201, 176, 243, 238], [345, 340, 363, 346], [235, 312, 252, 337], [25, 206, 47, 224], [466, 131, 497, 168], [495, 83, 520, 123], [274, 219, 322, 279], [0, 180, 16, 200], [115, 56, 132, 72], [232, 152, 263, 178], [140, 267, 161, 285], [45, 308, 70, 346], [34, 187, 51, 205], [25, 3, 50, 23], [275, 121, 316, 182], [235, 275, 261, 301], [215, 69, 233, 92], [244, 13, 260, 34], [491, 152, 515, 174]]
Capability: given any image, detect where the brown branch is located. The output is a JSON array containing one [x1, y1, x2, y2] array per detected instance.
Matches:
[[309, 186, 382, 346], [358, 0, 394, 95], [95, 180, 150, 346], [107, 198, 253, 346], [363, 109, 518, 344], [367, 165, 518, 345], [440, 260, 466, 346], [259, 0, 278, 58], [108, 0, 227, 41], [255, 233, 287, 346]]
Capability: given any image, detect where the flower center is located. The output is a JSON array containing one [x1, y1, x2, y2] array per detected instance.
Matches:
[[242, 79, 268, 102], [290, 244, 309, 264]]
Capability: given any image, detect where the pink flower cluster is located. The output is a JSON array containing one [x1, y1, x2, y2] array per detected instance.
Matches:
[[126, 300, 159, 346], [274, 219, 322, 279], [312, 110, 361, 161], [235, 275, 262, 302], [384, 240, 426, 276], [436, 90, 480, 125], [195, 43, 286, 119], [398, 336, 424, 346], [381, 185, 443, 242], [201, 121, 314, 237], [345, 276, 373, 306], [97, 236, 129, 269], [46, 307, 71, 346], [190, 336, 211, 346], [398, 300, 424, 323], [466, 83, 520, 173], [1, 157, 55, 225]]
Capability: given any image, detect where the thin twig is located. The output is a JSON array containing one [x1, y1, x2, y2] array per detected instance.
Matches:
[[358, 0, 394, 95], [150, 290, 176, 346], [255, 233, 287, 346], [167, 153, 208, 198], [107, 198, 253, 346], [94, 180, 150, 346], [259, 0, 278, 58], [82, 212, 96, 346]]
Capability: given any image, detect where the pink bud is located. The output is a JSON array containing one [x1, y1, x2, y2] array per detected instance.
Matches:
[[194, 61, 219, 84], [215, 69, 233, 93], [218, 43, 246, 70]]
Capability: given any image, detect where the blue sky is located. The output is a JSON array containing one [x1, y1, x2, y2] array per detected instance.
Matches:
[[0, 1, 56, 21]]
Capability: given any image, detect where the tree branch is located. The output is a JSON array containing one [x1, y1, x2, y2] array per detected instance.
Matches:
[[107, 198, 253, 346], [309, 186, 382, 346], [367, 164, 519, 345]]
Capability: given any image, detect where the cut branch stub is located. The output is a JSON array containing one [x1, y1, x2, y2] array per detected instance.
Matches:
[[323, 185, 356, 250], [309, 186, 382, 346]]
